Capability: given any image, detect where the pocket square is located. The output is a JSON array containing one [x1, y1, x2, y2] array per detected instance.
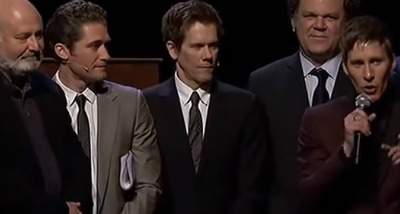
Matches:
[[120, 151, 135, 190]]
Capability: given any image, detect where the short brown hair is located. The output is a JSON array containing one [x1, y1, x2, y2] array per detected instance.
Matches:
[[340, 15, 394, 63], [287, 0, 361, 19], [46, 0, 107, 59], [161, 0, 224, 49]]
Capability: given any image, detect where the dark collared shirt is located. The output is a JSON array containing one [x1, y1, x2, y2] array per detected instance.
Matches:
[[0, 69, 61, 197]]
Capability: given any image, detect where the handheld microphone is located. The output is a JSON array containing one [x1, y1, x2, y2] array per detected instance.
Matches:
[[354, 94, 372, 164]]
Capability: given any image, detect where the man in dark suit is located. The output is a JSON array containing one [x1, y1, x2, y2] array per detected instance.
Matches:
[[298, 16, 400, 214], [248, 0, 360, 213], [144, 1, 267, 214], [0, 0, 91, 213]]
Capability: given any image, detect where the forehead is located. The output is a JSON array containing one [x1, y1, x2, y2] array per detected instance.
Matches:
[[77, 22, 110, 43], [3, 9, 42, 35], [298, 0, 344, 13], [348, 41, 389, 59], [182, 22, 218, 43]]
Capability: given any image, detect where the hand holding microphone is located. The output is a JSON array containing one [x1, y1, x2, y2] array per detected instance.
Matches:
[[343, 94, 375, 164]]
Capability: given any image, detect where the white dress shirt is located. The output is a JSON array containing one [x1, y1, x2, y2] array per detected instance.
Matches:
[[54, 71, 98, 214], [174, 72, 210, 137], [300, 52, 342, 106]]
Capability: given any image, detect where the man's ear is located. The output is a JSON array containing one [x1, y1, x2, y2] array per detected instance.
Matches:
[[54, 43, 71, 62], [166, 40, 179, 60], [342, 62, 349, 75], [290, 18, 296, 32], [390, 54, 397, 73]]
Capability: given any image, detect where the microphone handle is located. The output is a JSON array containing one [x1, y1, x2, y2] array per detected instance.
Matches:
[[355, 132, 361, 164]]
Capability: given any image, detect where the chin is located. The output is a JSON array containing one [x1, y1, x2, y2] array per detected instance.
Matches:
[[367, 94, 380, 103], [95, 69, 107, 78], [201, 76, 213, 83], [12, 61, 39, 74], [97, 74, 107, 81], [310, 47, 331, 55]]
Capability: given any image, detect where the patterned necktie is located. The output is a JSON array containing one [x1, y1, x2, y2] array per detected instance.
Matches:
[[188, 92, 203, 173], [311, 68, 330, 106], [75, 94, 91, 157]]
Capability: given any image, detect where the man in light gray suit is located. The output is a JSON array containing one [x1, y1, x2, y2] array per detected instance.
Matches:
[[46, 1, 161, 213]]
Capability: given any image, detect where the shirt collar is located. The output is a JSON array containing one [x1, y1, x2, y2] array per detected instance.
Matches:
[[300, 51, 342, 80], [54, 71, 96, 106], [174, 71, 210, 106]]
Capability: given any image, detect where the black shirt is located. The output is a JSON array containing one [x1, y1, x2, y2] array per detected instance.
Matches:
[[0, 69, 61, 197]]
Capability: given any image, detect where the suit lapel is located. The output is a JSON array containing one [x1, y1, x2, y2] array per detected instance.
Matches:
[[96, 83, 119, 209], [332, 67, 354, 99], [286, 53, 309, 112], [198, 82, 224, 175], [160, 79, 197, 176]]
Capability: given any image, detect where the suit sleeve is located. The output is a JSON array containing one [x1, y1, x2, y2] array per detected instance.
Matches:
[[297, 108, 352, 213], [378, 163, 400, 214], [231, 97, 269, 214], [123, 91, 162, 214]]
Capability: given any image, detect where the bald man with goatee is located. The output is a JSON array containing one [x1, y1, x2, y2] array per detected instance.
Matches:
[[0, 0, 92, 213]]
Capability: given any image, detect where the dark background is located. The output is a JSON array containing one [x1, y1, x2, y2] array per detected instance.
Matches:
[[31, 0, 399, 88]]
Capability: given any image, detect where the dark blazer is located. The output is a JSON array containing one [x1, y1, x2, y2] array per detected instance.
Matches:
[[0, 72, 92, 214], [298, 89, 400, 214], [391, 56, 400, 91], [144, 78, 267, 214], [248, 52, 354, 214]]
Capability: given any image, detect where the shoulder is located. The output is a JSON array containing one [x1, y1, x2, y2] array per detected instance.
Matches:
[[103, 80, 141, 97], [143, 78, 173, 98], [214, 81, 256, 103], [98, 81, 146, 109], [31, 71, 62, 94], [249, 53, 298, 83]]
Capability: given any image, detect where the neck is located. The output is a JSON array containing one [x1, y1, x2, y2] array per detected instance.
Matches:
[[301, 49, 338, 67], [176, 68, 211, 91], [58, 64, 88, 93]]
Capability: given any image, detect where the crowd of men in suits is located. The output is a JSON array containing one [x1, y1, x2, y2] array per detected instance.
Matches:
[[1, 0, 400, 213]]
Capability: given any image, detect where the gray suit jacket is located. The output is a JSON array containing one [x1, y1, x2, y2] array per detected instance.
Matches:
[[55, 77, 161, 214], [95, 81, 161, 214]]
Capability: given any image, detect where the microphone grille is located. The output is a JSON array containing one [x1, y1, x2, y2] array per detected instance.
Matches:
[[355, 94, 371, 109]]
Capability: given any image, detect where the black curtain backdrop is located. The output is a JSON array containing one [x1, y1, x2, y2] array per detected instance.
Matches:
[[31, 0, 399, 88]]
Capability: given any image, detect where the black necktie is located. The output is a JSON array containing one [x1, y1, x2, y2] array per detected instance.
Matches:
[[189, 92, 203, 172], [311, 68, 330, 106], [75, 94, 91, 157]]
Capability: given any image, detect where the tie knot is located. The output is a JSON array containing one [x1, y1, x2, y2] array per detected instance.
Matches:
[[75, 94, 87, 109], [310, 68, 329, 82], [190, 92, 200, 106]]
